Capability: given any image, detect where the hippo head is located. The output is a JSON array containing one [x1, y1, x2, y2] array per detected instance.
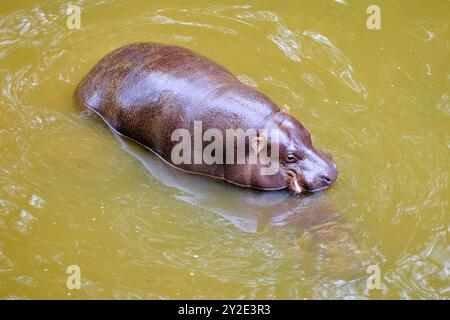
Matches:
[[259, 111, 338, 194]]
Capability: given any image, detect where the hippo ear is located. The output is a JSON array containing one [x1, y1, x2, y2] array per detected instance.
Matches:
[[281, 104, 290, 114]]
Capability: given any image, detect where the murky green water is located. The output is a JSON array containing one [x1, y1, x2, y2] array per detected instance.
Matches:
[[0, 0, 448, 299]]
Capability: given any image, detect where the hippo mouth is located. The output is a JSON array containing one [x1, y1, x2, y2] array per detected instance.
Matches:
[[286, 170, 334, 194], [286, 170, 305, 194], [305, 186, 330, 193]]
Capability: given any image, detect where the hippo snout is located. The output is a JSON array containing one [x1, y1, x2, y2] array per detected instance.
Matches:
[[304, 149, 338, 192]]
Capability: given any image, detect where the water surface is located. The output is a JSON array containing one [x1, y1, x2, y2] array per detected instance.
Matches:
[[0, 0, 448, 299]]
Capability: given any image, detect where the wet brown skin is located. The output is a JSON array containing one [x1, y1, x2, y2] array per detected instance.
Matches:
[[75, 42, 338, 193]]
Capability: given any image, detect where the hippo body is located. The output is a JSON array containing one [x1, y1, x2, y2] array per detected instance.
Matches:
[[75, 42, 337, 193]]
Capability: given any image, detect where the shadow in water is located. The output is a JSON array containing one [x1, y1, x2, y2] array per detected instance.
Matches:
[[111, 126, 373, 278]]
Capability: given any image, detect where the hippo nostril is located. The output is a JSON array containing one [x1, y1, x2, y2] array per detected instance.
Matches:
[[321, 175, 332, 184]]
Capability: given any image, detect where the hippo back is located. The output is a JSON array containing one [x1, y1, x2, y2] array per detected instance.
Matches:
[[75, 42, 282, 187]]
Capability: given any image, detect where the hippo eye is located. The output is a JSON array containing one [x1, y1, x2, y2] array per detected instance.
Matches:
[[286, 154, 297, 163]]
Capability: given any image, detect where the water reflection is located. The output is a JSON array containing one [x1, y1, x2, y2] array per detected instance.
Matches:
[[113, 126, 372, 279]]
